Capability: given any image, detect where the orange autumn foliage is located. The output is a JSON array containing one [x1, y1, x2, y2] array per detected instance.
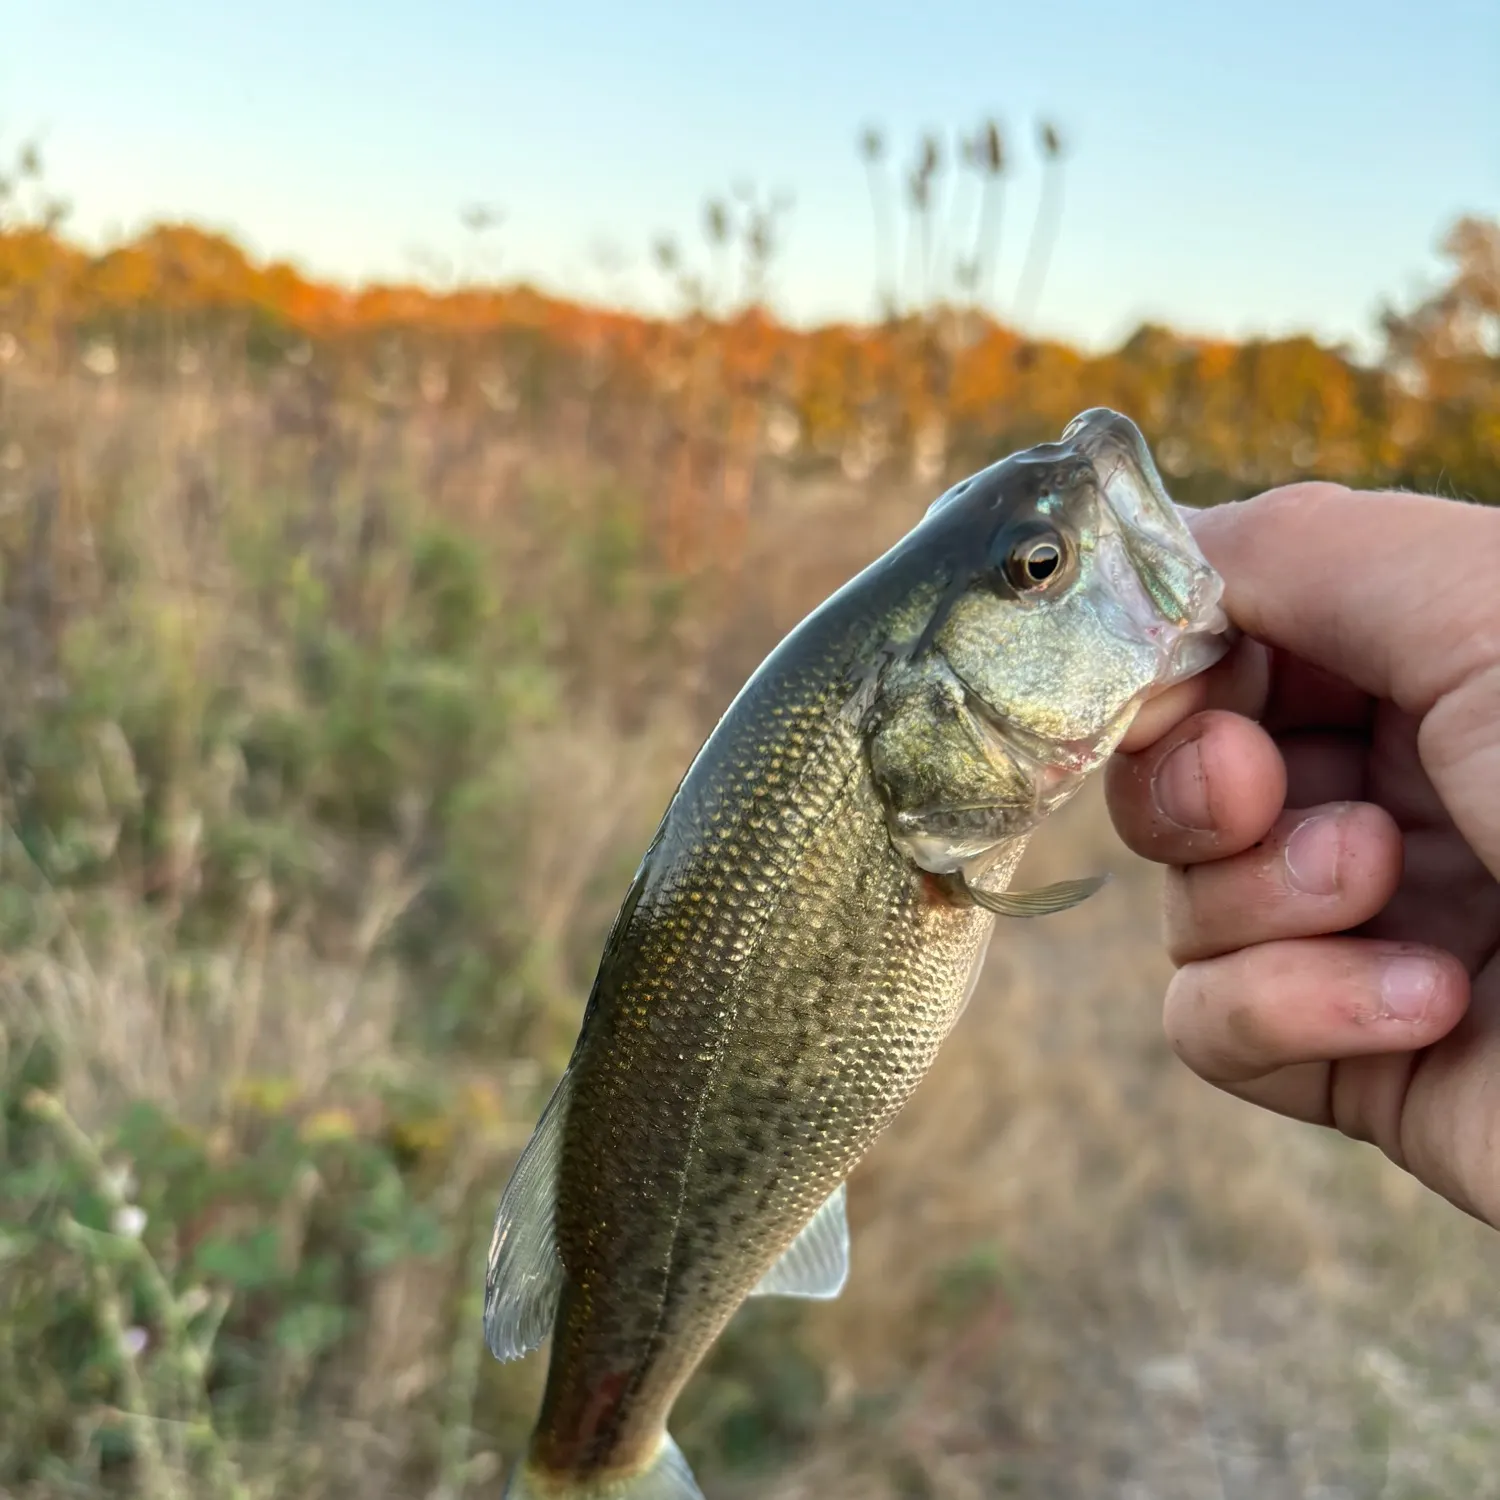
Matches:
[[1, 217, 1495, 575]]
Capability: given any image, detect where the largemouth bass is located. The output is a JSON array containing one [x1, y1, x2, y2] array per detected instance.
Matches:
[[485, 409, 1229, 1498]]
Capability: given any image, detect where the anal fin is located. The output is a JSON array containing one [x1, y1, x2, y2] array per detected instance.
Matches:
[[750, 1181, 850, 1300], [964, 873, 1108, 918], [483, 1067, 575, 1362]]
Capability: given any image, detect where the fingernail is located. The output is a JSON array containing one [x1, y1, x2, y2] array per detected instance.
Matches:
[[1152, 739, 1212, 830], [1379, 957, 1437, 1023], [1284, 814, 1343, 895]]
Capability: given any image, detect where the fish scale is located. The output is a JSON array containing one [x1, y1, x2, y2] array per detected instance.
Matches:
[[485, 410, 1230, 1500]]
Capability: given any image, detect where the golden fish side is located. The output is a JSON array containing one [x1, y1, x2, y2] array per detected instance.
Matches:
[[484, 409, 1230, 1500]]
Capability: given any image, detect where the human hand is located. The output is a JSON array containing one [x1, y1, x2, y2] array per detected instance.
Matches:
[[1107, 483, 1500, 1227]]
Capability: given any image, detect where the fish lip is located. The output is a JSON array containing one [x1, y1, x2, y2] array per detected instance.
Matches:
[[1064, 408, 1232, 678]]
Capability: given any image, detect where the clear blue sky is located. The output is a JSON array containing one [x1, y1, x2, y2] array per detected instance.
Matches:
[[3, 0, 1497, 353]]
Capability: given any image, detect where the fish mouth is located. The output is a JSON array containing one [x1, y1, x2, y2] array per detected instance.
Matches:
[[1010, 714, 1139, 801], [1063, 408, 1233, 685], [1090, 525, 1234, 688], [964, 688, 1117, 796]]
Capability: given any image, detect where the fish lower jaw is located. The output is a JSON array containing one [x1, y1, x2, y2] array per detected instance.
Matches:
[[995, 720, 1106, 789], [1158, 621, 1234, 686], [882, 754, 1094, 877], [962, 688, 1111, 788], [1039, 740, 1102, 781]]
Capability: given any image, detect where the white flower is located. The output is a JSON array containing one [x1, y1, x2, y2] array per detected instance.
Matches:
[[103, 1162, 138, 1202], [111, 1204, 147, 1240], [121, 1326, 149, 1358]]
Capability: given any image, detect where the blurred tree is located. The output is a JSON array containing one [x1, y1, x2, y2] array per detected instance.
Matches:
[[1381, 215, 1500, 494], [0, 137, 71, 233], [1383, 215, 1500, 396], [2, 167, 1495, 522]]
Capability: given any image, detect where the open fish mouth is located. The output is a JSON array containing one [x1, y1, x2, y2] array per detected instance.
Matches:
[[1063, 407, 1234, 687]]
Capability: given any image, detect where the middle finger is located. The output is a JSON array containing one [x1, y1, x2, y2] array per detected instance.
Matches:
[[1164, 801, 1403, 964]]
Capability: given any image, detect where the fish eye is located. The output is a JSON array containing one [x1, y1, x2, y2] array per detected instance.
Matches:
[[1004, 530, 1070, 592]]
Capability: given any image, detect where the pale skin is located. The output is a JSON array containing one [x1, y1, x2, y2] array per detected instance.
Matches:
[[1106, 483, 1500, 1229]]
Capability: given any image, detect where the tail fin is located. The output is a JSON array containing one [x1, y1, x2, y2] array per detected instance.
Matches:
[[503, 1433, 703, 1499]]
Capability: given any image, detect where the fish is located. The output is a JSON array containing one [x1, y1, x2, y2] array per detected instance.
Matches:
[[483, 408, 1230, 1499]]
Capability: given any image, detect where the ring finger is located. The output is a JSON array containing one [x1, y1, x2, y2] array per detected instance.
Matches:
[[1164, 801, 1403, 964]]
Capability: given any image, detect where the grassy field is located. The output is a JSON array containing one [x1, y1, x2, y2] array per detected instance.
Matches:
[[1, 343, 1498, 1500]]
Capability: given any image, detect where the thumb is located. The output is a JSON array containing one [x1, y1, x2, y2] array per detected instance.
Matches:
[[1190, 483, 1500, 875]]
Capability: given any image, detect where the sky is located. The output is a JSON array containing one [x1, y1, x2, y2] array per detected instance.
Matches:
[[3, 0, 1498, 355]]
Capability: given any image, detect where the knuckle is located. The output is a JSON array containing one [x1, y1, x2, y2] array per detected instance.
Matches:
[[1161, 868, 1206, 964], [1165, 955, 1274, 1084], [1254, 481, 1351, 521], [1162, 964, 1214, 1064]]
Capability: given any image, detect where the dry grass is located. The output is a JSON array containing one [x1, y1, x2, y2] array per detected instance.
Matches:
[[1, 352, 1496, 1500]]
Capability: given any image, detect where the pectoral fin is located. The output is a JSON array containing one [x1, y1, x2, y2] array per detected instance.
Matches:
[[964, 873, 1108, 918], [483, 1067, 575, 1362], [750, 1181, 850, 1299]]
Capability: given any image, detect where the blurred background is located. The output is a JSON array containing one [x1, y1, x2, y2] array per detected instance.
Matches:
[[1, 3, 1498, 1496]]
